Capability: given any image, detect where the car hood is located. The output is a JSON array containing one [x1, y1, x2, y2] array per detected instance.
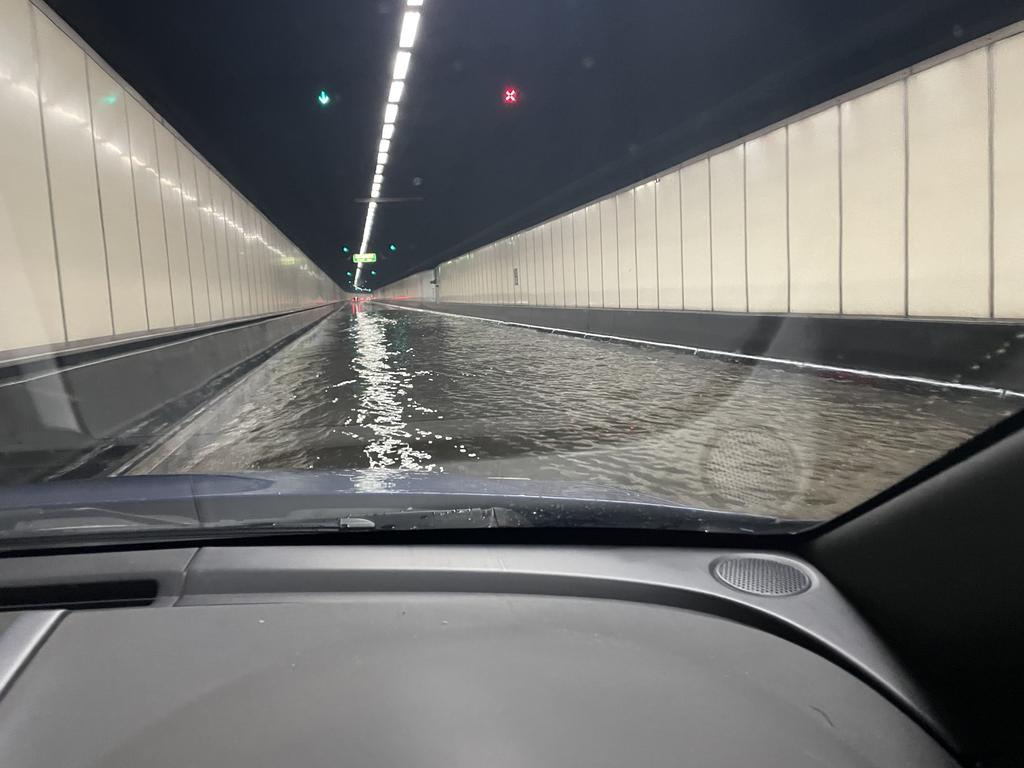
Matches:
[[0, 470, 805, 544]]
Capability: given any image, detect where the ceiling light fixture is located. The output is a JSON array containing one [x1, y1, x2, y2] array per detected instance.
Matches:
[[399, 12, 420, 49], [355, 4, 426, 273], [393, 50, 411, 80]]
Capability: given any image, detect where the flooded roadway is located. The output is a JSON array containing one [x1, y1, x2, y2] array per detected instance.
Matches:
[[132, 305, 1018, 521]]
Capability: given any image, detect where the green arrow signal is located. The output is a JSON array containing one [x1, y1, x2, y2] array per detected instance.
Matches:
[[317, 90, 330, 106]]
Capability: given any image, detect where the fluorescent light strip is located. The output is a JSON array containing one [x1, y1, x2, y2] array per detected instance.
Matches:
[[388, 80, 405, 103], [393, 50, 411, 80], [399, 12, 420, 48], [355, 5, 425, 289]]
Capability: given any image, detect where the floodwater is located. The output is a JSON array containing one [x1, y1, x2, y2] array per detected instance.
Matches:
[[133, 306, 1018, 521]]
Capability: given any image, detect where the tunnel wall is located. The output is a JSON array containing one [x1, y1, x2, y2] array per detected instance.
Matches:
[[379, 22, 1024, 324], [0, 0, 340, 358]]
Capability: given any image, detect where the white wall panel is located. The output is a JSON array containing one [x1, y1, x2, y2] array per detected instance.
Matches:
[[233, 193, 249, 313], [125, 97, 172, 328], [547, 224, 558, 305], [526, 227, 539, 304], [242, 201, 258, 312], [220, 180, 242, 315], [385, 26, 1016, 327], [681, 159, 712, 310], [615, 188, 638, 309], [209, 173, 235, 317], [228, 190, 249, 314], [256, 210, 269, 312], [599, 198, 618, 307], [500, 240, 510, 303], [655, 171, 683, 310], [194, 162, 223, 319], [530, 228, 544, 305], [478, 250, 486, 302], [511, 235, 523, 304], [560, 216, 576, 307], [535, 226, 548, 306], [585, 203, 602, 306], [841, 81, 905, 315], [710, 146, 747, 311], [788, 107, 840, 313], [492, 244, 501, 302], [907, 49, 989, 318], [257, 216, 270, 312], [480, 249, 490, 302], [572, 208, 588, 306], [87, 60, 146, 334], [547, 221, 564, 306], [176, 142, 209, 322], [0, 0, 64, 348], [635, 180, 658, 308], [154, 123, 192, 324], [993, 33, 1024, 318], [744, 128, 788, 312], [506, 238, 516, 303], [483, 246, 493, 303], [35, 12, 112, 341]]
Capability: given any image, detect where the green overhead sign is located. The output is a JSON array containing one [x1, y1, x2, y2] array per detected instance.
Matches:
[[352, 253, 377, 263]]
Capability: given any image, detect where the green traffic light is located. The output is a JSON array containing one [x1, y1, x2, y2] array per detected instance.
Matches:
[[345, 271, 352, 277], [317, 90, 330, 107], [342, 245, 350, 254], [388, 243, 397, 252], [371, 270, 376, 276]]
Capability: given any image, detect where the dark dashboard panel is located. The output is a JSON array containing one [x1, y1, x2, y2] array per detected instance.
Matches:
[[0, 594, 955, 768]]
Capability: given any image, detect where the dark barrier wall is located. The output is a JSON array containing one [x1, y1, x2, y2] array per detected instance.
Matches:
[[380, 301, 1024, 392], [1, 304, 338, 482]]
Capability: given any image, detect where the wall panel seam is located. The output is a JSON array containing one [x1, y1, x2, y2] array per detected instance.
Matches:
[[174, 143, 196, 322], [654, 180, 660, 309], [152, 120, 176, 326], [28, 4, 69, 342], [83, 56, 116, 332], [986, 43, 995, 319], [707, 158, 714, 310], [902, 77, 909, 317], [743, 143, 749, 312], [785, 125, 791, 313], [123, 93, 150, 329], [837, 104, 844, 314]]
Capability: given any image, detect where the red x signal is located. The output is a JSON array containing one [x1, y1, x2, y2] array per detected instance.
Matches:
[[504, 87, 518, 104]]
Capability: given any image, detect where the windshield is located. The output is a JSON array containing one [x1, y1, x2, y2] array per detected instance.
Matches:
[[2, 0, 1023, 539]]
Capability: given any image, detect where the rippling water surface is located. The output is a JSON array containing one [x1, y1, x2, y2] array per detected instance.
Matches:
[[137, 307, 1018, 520]]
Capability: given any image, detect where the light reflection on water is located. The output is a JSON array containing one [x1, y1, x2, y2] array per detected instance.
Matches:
[[136, 307, 1018, 520], [351, 312, 436, 471]]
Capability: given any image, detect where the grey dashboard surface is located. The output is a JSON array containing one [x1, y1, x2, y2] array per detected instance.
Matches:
[[0, 594, 955, 768], [0, 544, 947, 746]]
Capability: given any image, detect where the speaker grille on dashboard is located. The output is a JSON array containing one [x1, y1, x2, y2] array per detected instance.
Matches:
[[711, 556, 812, 597]]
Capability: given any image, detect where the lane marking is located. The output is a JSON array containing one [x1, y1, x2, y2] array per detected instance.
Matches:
[[376, 302, 1024, 399]]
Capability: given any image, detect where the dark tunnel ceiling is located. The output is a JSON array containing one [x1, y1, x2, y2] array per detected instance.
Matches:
[[46, 0, 1024, 291]]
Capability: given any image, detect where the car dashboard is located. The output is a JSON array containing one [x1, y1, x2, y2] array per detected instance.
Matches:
[[0, 544, 957, 768]]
